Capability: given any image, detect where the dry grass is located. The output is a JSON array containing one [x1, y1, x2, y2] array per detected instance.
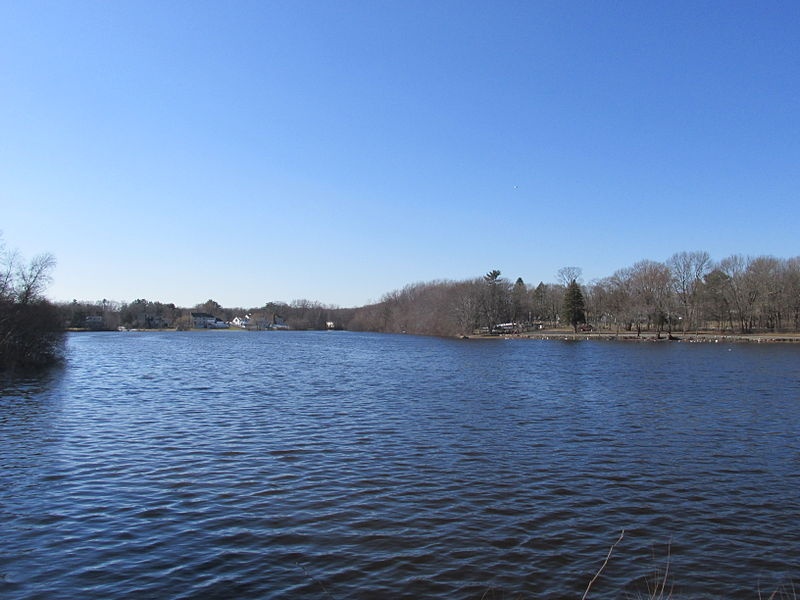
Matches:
[[760, 581, 798, 600], [582, 531, 795, 600]]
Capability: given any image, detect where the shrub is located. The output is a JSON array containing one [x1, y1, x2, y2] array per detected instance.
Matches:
[[0, 299, 65, 368]]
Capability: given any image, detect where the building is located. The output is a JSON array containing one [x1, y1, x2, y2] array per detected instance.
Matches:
[[191, 312, 228, 329]]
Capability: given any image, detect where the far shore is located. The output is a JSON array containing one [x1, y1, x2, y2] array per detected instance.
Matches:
[[469, 329, 800, 344], [65, 327, 800, 344]]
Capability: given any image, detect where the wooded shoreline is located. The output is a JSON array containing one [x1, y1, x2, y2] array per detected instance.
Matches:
[[66, 327, 800, 344], [466, 329, 800, 343], [58, 252, 800, 341]]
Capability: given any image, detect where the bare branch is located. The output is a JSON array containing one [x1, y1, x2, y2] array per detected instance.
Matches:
[[557, 266, 583, 287], [0, 247, 19, 301], [582, 529, 624, 600], [16, 253, 56, 304]]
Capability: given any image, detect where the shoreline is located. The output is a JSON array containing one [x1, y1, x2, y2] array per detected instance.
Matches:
[[467, 330, 800, 344], [65, 328, 800, 344]]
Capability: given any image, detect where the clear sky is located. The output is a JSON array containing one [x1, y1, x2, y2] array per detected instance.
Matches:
[[2, 1, 798, 308]]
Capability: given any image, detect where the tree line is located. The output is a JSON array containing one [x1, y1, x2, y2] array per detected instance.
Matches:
[[59, 250, 800, 338], [347, 252, 800, 337], [61, 297, 356, 333], [5, 237, 800, 370]]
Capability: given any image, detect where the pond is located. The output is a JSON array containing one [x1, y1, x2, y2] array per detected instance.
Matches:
[[1, 332, 798, 598]]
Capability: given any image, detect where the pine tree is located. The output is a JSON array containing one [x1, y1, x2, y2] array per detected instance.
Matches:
[[562, 279, 586, 333]]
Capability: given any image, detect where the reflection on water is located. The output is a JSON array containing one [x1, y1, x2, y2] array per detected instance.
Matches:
[[1, 332, 799, 599], [1, 364, 64, 399]]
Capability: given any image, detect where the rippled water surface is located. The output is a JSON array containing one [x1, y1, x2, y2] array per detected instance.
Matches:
[[2, 332, 799, 598]]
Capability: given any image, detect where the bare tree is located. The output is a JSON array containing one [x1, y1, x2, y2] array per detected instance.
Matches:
[[698, 268, 733, 332], [452, 279, 483, 334], [607, 267, 634, 334], [16, 253, 56, 304], [667, 250, 711, 333], [628, 260, 673, 337], [0, 249, 17, 301], [746, 256, 782, 330], [585, 278, 613, 330], [783, 257, 800, 331], [0, 237, 62, 367], [527, 282, 564, 328], [531, 282, 548, 324], [718, 255, 757, 333], [557, 266, 583, 287]]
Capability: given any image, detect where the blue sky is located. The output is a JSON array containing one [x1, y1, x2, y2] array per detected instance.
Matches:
[[2, 1, 798, 308]]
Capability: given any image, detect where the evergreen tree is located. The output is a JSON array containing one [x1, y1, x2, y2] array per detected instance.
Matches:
[[562, 279, 586, 333], [511, 277, 528, 323], [482, 269, 506, 332]]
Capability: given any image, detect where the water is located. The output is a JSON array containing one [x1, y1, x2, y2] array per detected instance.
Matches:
[[2, 332, 799, 599]]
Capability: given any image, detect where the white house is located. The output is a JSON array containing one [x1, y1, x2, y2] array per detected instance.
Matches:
[[232, 314, 251, 329]]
